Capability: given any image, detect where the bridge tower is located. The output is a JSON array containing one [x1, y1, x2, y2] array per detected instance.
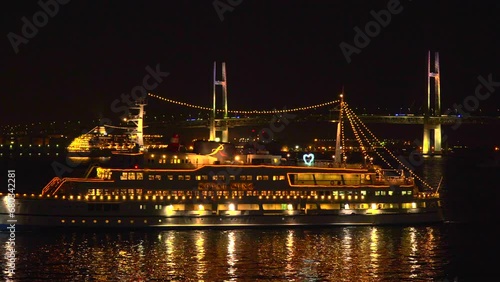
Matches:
[[209, 61, 229, 142], [423, 51, 442, 155]]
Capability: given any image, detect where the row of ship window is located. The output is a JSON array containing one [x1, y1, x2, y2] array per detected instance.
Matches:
[[88, 189, 413, 197], [147, 158, 191, 164], [85, 202, 427, 213], [87, 204, 166, 211], [118, 172, 286, 181]]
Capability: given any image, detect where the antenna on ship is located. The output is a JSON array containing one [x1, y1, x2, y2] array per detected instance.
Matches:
[[333, 89, 344, 167], [127, 97, 147, 152], [435, 176, 443, 193]]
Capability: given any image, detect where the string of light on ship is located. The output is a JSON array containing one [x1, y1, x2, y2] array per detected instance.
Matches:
[[148, 93, 340, 114], [343, 103, 435, 190], [343, 103, 373, 165], [344, 105, 397, 169]]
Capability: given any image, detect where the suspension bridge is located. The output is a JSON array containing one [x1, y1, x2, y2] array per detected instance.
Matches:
[[145, 52, 498, 155]]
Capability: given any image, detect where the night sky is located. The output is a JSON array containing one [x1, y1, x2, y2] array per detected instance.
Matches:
[[2, 0, 500, 126]]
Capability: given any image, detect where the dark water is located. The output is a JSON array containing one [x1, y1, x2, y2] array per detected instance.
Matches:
[[1, 152, 499, 281]]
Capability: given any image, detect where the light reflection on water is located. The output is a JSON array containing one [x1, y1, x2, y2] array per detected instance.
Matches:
[[2, 156, 494, 281], [227, 231, 237, 281], [195, 230, 206, 280], [2, 226, 454, 281]]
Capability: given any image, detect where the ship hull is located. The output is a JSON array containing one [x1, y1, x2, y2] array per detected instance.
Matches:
[[1, 199, 444, 230]]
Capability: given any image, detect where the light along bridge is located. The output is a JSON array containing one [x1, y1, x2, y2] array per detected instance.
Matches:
[[147, 52, 498, 155], [145, 114, 500, 128]]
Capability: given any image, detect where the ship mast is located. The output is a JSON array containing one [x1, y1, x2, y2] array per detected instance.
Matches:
[[334, 91, 344, 167], [128, 98, 147, 151]]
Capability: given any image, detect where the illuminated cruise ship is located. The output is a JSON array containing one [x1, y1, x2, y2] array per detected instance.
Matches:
[[0, 96, 444, 229], [66, 126, 168, 157]]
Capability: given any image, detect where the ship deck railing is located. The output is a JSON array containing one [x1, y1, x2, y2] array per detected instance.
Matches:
[[41, 177, 62, 196], [42, 177, 114, 196], [373, 176, 414, 186], [292, 160, 375, 170]]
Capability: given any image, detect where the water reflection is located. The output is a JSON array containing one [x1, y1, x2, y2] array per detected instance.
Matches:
[[2, 241, 14, 280], [195, 230, 206, 280], [370, 227, 379, 280], [0, 226, 453, 281], [408, 226, 420, 279], [284, 229, 295, 277], [418, 156, 446, 190], [226, 231, 237, 281]]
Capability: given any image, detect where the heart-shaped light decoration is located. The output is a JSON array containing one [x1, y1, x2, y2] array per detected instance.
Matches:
[[303, 153, 314, 166]]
